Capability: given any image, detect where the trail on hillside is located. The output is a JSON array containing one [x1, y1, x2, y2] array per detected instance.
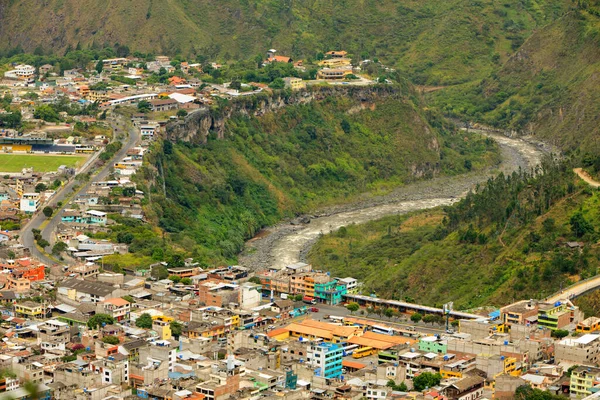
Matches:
[[240, 132, 547, 271], [574, 167, 600, 188]]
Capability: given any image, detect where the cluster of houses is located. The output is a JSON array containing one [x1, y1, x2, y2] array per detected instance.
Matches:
[[0, 251, 600, 400]]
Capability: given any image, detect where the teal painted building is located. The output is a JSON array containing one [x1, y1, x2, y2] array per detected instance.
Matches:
[[314, 278, 347, 305]]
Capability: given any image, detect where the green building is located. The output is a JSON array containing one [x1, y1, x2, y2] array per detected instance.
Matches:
[[418, 336, 447, 354], [314, 278, 347, 305]]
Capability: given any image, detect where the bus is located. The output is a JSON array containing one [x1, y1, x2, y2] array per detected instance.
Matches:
[[353, 347, 377, 359], [328, 316, 345, 323], [342, 344, 359, 356], [372, 325, 395, 335]]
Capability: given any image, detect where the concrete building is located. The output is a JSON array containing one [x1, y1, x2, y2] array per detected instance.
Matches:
[[96, 298, 131, 321], [555, 334, 600, 365]]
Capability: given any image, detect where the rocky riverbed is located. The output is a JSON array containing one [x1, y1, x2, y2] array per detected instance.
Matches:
[[239, 131, 548, 271]]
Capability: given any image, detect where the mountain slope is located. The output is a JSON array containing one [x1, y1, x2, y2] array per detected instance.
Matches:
[[429, 6, 600, 151], [0, 0, 567, 84]]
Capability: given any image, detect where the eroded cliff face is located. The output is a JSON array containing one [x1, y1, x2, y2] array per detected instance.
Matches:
[[166, 86, 403, 144]]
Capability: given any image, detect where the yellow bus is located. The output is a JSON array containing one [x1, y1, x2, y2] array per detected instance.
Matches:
[[352, 347, 377, 359]]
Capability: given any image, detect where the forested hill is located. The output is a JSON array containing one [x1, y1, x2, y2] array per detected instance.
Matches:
[[0, 0, 567, 84], [107, 88, 497, 269], [309, 158, 600, 308]]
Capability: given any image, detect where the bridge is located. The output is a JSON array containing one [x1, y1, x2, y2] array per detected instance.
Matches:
[[343, 294, 483, 320]]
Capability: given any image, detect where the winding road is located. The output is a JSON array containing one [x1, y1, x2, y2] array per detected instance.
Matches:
[[240, 131, 547, 271], [20, 115, 139, 266]]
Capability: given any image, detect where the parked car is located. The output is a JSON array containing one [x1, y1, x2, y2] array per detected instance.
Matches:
[[309, 307, 319, 312]]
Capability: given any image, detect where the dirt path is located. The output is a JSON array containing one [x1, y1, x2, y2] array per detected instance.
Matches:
[[574, 168, 600, 188], [239, 132, 547, 271]]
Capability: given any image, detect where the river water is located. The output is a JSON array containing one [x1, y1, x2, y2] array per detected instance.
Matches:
[[240, 131, 547, 271]]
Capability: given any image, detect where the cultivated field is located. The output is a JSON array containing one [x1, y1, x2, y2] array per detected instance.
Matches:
[[0, 154, 87, 173]]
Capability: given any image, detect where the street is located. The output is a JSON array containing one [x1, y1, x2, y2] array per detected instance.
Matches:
[[20, 115, 140, 266]]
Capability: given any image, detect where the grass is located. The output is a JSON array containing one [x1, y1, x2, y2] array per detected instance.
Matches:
[[0, 154, 87, 173]]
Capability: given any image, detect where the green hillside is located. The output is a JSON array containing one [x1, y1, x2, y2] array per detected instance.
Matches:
[[101, 89, 498, 269], [428, 5, 600, 151], [0, 0, 567, 84], [309, 159, 600, 309]]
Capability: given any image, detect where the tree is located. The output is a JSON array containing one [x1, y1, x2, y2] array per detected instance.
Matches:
[[135, 313, 153, 329], [515, 385, 567, 399], [340, 119, 351, 134], [96, 60, 103, 74], [248, 276, 262, 285], [384, 308, 394, 319], [170, 321, 183, 338], [87, 313, 115, 329], [551, 329, 569, 339], [168, 275, 182, 283], [413, 372, 441, 391], [423, 314, 436, 324], [346, 302, 359, 314], [102, 335, 120, 345], [464, 159, 472, 171], [570, 211, 594, 238], [411, 312, 422, 323], [397, 381, 408, 392], [52, 241, 68, 255], [177, 109, 188, 118], [35, 183, 48, 193], [37, 239, 50, 249], [269, 78, 285, 89], [116, 232, 134, 244], [137, 100, 151, 113], [181, 277, 192, 285], [34, 105, 60, 122], [42, 206, 53, 218]]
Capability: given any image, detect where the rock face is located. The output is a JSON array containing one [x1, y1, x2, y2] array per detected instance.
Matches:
[[166, 85, 403, 144]]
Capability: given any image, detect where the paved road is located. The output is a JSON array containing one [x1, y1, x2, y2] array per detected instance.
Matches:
[[20, 115, 139, 266], [546, 276, 600, 303], [574, 167, 600, 188]]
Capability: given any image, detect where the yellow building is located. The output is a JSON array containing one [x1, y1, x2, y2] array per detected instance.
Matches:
[[152, 316, 173, 340], [283, 77, 305, 90], [14, 301, 45, 318], [318, 58, 352, 68], [317, 69, 353, 80]]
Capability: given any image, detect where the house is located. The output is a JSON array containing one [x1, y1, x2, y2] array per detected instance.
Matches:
[[271, 299, 294, 317], [20, 193, 40, 214], [149, 99, 179, 112], [86, 210, 107, 225], [267, 55, 293, 63], [58, 278, 125, 303], [317, 68, 352, 80], [326, 50, 348, 58], [140, 124, 158, 140], [282, 77, 305, 91], [570, 366, 600, 398], [318, 58, 352, 68], [168, 76, 186, 86], [39, 64, 54, 75], [97, 298, 131, 321], [443, 375, 485, 400]]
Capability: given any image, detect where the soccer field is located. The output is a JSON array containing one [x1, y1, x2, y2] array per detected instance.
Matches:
[[0, 154, 87, 173]]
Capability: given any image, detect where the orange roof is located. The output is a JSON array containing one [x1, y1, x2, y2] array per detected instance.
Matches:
[[362, 331, 417, 346], [269, 55, 291, 63], [267, 328, 288, 338], [299, 319, 361, 338], [342, 360, 366, 369], [347, 336, 395, 350], [103, 297, 129, 307], [285, 323, 333, 340]]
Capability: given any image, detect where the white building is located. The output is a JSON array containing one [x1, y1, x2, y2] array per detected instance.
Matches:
[[20, 193, 40, 214], [140, 124, 158, 140], [4, 64, 35, 80]]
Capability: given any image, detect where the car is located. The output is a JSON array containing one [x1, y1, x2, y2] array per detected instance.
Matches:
[[309, 307, 319, 312], [268, 325, 275, 330]]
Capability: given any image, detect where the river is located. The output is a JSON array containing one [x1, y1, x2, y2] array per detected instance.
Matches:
[[239, 131, 547, 271]]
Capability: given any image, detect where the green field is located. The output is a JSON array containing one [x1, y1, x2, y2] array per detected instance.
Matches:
[[0, 154, 87, 173]]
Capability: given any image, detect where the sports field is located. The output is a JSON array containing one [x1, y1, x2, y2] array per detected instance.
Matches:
[[0, 154, 87, 173]]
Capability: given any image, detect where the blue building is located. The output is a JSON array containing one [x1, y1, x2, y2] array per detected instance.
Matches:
[[308, 342, 343, 379]]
